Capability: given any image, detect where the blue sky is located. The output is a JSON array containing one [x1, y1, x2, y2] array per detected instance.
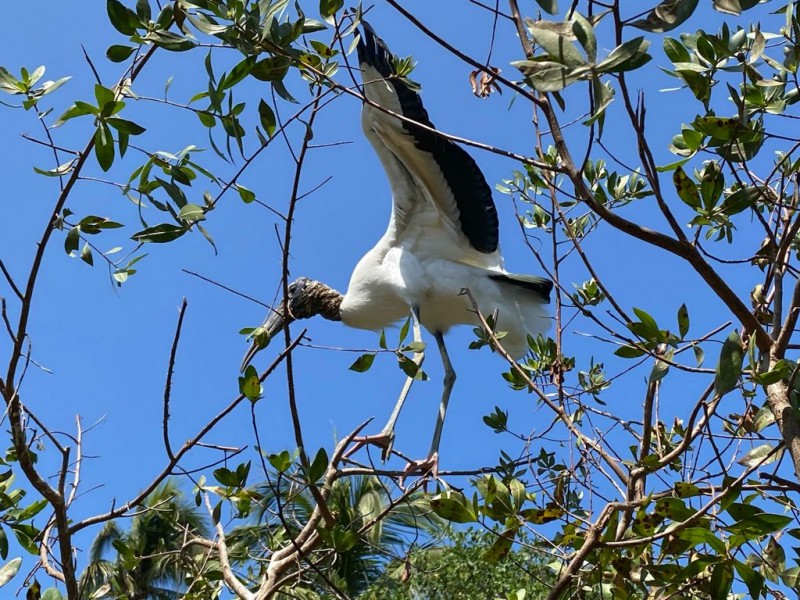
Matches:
[[0, 0, 786, 591]]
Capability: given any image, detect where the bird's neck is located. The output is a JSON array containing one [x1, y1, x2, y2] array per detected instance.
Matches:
[[301, 281, 343, 322]]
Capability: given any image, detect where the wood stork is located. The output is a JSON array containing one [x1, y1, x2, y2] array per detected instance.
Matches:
[[244, 22, 552, 474]]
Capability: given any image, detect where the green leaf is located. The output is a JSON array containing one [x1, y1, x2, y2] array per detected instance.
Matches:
[[177, 203, 205, 223], [693, 116, 740, 141], [106, 45, 136, 62], [709, 562, 733, 600], [65, 227, 81, 254], [677, 304, 689, 338], [519, 507, 564, 524], [780, 566, 800, 589], [258, 99, 276, 138], [238, 365, 262, 401], [397, 354, 420, 378], [614, 344, 645, 359], [725, 512, 792, 537], [144, 30, 195, 52], [236, 185, 255, 204], [663, 37, 690, 63], [673, 166, 700, 209], [197, 224, 217, 254], [571, 13, 596, 62], [483, 406, 508, 432], [272, 79, 298, 103], [699, 161, 724, 210], [596, 37, 651, 73], [0, 67, 22, 94], [526, 21, 586, 67], [714, 330, 743, 397], [534, 0, 558, 15], [632, 307, 659, 339], [734, 560, 764, 599], [349, 353, 376, 373], [34, 160, 76, 178], [197, 111, 215, 128], [106, 118, 145, 135], [10, 524, 38, 555], [319, 0, 343, 19], [678, 527, 726, 554], [107, 0, 140, 35], [403, 341, 426, 353], [251, 57, 292, 82], [482, 528, 518, 563], [512, 60, 588, 92], [737, 443, 779, 468], [80, 243, 94, 266], [213, 467, 238, 487], [398, 318, 410, 345], [712, 0, 760, 15], [54, 102, 98, 127], [155, 3, 173, 28], [94, 123, 115, 171], [221, 56, 255, 90], [268, 450, 293, 472], [720, 186, 761, 215], [430, 490, 477, 523], [307, 447, 328, 483], [78, 215, 124, 233], [0, 557, 21, 588], [131, 223, 187, 243], [630, 0, 699, 33], [318, 526, 359, 552], [135, 0, 151, 21]]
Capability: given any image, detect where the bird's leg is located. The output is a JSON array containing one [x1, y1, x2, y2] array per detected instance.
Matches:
[[346, 307, 425, 461], [403, 330, 455, 478]]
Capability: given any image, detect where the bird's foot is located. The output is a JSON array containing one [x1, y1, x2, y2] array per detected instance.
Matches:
[[344, 431, 396, 461], [402, 452, 439, 481]]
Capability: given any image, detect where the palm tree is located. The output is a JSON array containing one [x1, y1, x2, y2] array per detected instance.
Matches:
[[78, 480, 209, 600], [231, 473, 443, 598]]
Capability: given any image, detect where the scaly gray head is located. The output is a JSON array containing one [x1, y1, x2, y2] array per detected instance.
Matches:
[[241, 277, 342, 371]]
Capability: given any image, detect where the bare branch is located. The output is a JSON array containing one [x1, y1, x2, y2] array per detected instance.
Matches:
[[163, 298, 188, 462]]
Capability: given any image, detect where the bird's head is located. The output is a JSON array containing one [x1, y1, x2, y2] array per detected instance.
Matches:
[[241, 277, 343, 371], [261, 276, 313, 338]]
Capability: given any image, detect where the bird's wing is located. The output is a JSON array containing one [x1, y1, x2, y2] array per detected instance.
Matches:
[[356, 22, 499, 256]]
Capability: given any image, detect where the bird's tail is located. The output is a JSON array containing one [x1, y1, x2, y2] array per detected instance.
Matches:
[[489, 272, 553, 303]]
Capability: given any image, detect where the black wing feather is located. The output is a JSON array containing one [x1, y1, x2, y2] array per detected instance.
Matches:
[[357, 23, 499, 254], [489, 273, 553, 303]]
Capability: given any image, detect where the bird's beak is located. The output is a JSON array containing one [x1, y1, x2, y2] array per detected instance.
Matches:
[[240, 308, 286, 372], [240, 277, 311, 372]]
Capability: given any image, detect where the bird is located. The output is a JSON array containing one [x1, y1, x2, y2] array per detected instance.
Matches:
[[243, 22, 553, 475]]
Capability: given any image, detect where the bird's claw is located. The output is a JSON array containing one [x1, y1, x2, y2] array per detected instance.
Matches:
[[400, 452, 439, 486], [344, 431, 396, 461]]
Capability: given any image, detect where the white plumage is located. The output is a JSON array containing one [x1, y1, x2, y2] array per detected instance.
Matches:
[[245, 22, 552, 474]]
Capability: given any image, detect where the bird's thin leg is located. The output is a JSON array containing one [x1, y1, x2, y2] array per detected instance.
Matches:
[[380, 307, 424, 443], [346, 307, 424, 460], [404, 330, 455, 478]]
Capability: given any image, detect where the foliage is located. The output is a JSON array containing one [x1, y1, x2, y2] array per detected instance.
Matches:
[[227, 473, 444, 597], [78, 480, 209, 600], [1, 0, 800, 599], [360, 529, 553, 600]]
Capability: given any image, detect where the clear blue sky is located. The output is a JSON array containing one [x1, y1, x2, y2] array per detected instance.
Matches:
[[0, 0, 781, 589]]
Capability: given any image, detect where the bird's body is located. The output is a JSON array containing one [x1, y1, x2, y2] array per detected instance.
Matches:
[[245, 23, 552, 473], [338, 24, 551, 358], [341, 243, 549, 358]]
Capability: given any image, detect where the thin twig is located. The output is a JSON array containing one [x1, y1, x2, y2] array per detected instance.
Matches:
[[163, 298, 188, 461]]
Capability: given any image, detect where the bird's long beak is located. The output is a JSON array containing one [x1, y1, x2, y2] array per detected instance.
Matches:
[[240, 308, 286, 372]]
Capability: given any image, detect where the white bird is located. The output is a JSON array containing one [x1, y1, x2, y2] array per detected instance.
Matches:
[[244, 22, 552, 474]]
